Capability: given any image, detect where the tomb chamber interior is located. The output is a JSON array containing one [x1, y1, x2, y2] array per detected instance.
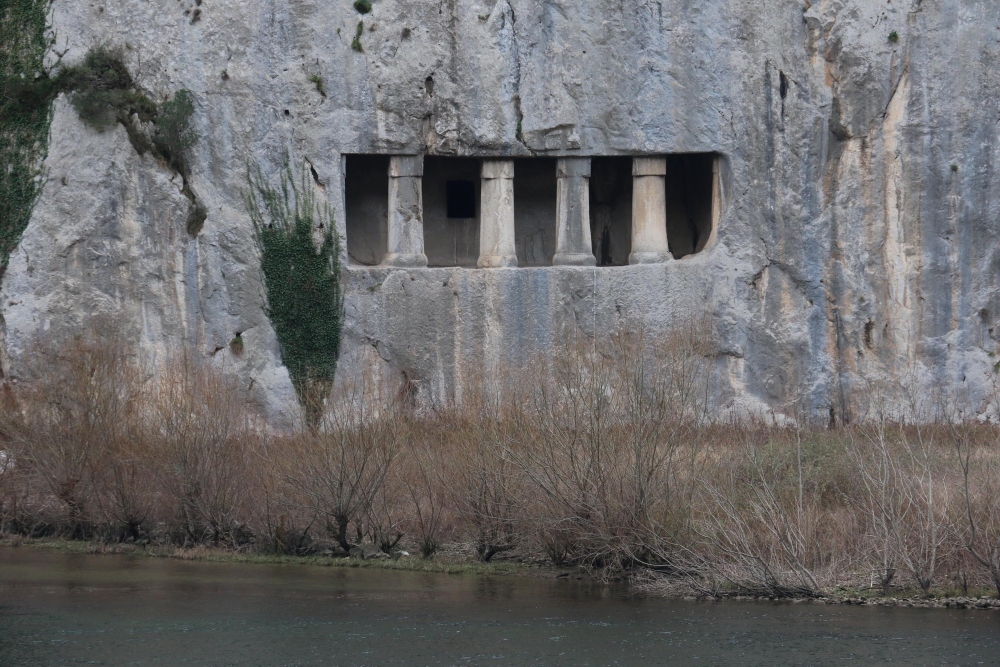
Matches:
[[665, 153, 716, 259], [514, 158, 557, 266], [342, 153, 720, 267], [423, 157, 481, 268], [344, 154, 389, 266], [589, 156, 633, 267]]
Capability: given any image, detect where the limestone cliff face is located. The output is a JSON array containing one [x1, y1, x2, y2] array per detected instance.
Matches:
[[4, 0, 999, 424]]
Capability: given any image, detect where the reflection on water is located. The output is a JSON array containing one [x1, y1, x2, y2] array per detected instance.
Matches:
[[1, 547, 997, 666]]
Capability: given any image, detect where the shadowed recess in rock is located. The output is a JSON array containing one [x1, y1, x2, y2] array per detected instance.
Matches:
[[666, 153, 716, 259], [344, 154, 389, 266], [513, 158, 557, 267], [423, 157, 481, 268], [589, 157, 633, 267]]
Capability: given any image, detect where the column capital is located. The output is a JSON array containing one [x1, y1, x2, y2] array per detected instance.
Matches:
[[388, 155, 424, 178], [633, 157, 667, 177], [557, 158, 592, 179], [481, 159, 514, 180]]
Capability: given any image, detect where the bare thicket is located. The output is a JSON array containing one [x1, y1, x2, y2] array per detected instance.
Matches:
[[272, 367, 402, 554], [153, 356, 257, 547], [507, 329, 708, 575], [0, 324, 141, 538], [2, 324, 1000, 597]]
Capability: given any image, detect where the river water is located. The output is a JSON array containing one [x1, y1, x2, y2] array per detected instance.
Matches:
[[0, 547, 997, 666]]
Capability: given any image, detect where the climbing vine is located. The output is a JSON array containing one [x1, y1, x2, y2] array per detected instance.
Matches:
[[0, 0, 51, 271], [245, 163, 344, 427]]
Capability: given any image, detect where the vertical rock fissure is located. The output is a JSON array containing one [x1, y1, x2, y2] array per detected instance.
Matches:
[[505, 1, 526, 149]]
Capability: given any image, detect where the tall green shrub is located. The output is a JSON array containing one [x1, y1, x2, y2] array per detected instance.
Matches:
[[154, 89, 197, 177], [0, 0, 52, 271], [245, 164, 344, 427], [61, 46, 157, 132]]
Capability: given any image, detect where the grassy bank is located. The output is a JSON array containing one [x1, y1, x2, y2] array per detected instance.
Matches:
[[0, 534, 539, 577]]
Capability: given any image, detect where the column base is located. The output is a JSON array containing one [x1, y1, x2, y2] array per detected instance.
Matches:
[[629, 251, 671, 265], [382, 252, 428, 268], [477, 254, 518, 268], [553, 252, 597, 267]]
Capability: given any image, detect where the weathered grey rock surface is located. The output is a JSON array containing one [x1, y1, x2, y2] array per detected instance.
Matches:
[[3, 0, 999, 424]]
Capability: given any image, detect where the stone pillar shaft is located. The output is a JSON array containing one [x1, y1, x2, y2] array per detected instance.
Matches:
[[629, 157, 670, 264], [553, 158, 596, 266], [383, 155, 428, 268], [478, 160, 517, 268]]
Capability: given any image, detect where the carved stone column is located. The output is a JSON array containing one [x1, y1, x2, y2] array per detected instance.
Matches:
[[553, 158, 596, 266], [382, 155, 428, 268], [478, 160, 517, 268], [629, 157, 670, 264]]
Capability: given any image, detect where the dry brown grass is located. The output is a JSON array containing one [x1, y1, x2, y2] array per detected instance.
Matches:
[[2, 323, 1000, 598]]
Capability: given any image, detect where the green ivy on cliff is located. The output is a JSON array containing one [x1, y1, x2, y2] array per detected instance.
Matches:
[[0, 0, 51, 271], [245, 163, 344, 427]]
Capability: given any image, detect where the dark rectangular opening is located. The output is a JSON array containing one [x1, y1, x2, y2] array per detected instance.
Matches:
[[589, 156, 633, 266], [344, 154, 389, 266], [423, 157, 480, 267], [666, 153, 715, 259], [446, 181, 477, 218], [514, 158, 557, 266]]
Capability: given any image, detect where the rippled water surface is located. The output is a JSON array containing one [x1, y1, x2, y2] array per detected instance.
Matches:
[[1, 547, 998, 666]]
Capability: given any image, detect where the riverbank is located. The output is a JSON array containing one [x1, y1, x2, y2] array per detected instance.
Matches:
[[4, 535, 998, 610], [0, 534, 544, 577], [678, 591, 1000, 610]]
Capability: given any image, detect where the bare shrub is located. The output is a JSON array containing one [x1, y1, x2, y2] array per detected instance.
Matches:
[[845, 380, 902, 594], [891, 431, 951, 594], [953, 420, 1000, 596], [698, 422, 824, 596], [440, 382, 527, 562], [153, 356, 256, 547], [507, 327, 709, 575], [0, 323, 145, 538], [365, 480, 406, 555], [400, 437, 449, 558], [846, 378, 951, 594], [245, 436, 316, 555], [0, 406, 15, 534], [271, 369, 402, 554], [89, 388, 156, 542]]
